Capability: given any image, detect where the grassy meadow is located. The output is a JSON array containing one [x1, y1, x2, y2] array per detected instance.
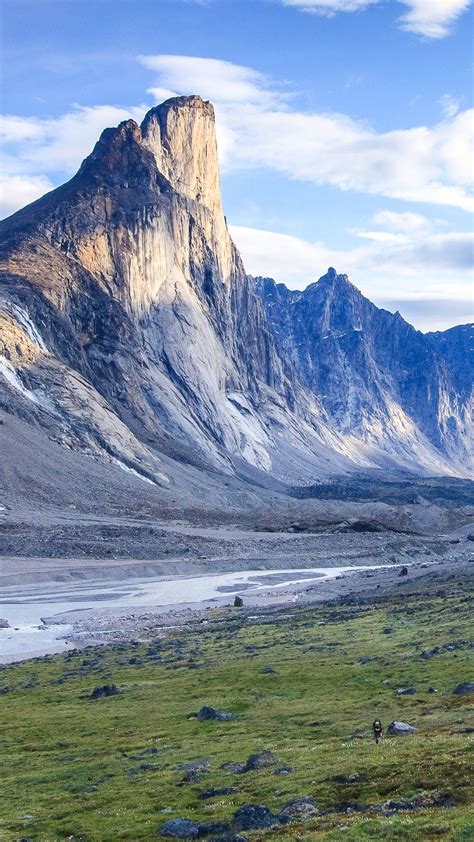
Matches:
[[0, 588, 473, 841]]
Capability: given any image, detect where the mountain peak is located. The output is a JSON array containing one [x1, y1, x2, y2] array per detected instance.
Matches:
[[140, 95, 222, 216]]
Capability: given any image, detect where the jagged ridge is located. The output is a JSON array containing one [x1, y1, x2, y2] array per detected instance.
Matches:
[[0, 96, 472, 489]]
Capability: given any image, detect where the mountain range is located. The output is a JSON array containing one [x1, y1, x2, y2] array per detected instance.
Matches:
[[0, 95, 472, 500]]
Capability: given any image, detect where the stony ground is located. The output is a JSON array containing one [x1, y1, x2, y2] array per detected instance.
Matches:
[[1, 573, 473, 842]]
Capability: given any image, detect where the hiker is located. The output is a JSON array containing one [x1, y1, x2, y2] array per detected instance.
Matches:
[[372, 718, 383, 744]]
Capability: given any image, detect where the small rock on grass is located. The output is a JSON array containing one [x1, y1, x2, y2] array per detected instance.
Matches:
[[452, 682, 474, 695], [197, 706, 234, 721], [88, 684, 120, 700], [397, 687, 416, 695]]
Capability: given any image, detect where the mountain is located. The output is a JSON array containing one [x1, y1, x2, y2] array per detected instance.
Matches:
[[254, 272, 473, 474], [0, 95, 472, 496]]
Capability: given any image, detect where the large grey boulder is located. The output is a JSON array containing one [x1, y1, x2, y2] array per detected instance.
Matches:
[[158, 818, 200, 838], [232, 804, 280, 831], [244, 750, 279, 771], [387, 721, 416, 735]]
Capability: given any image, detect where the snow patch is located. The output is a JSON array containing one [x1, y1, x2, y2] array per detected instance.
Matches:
[[3, 302, 50, 353], [111, 458, 164, 486], [0, 356, 53, 412]]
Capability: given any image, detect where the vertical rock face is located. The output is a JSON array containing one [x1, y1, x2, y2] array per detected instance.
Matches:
[[255, 271, 473, 471], [0, 95, 472, 486]]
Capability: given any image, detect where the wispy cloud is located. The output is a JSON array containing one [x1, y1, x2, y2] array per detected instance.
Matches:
[[0, 104, 147, 217], [439, 93, 461, 120], [397, 0, 471, 39], [230, 217, 474, 330], [281, 0, 377, 14], [280, 0, 472, 38], [142, 55, 474, 212]]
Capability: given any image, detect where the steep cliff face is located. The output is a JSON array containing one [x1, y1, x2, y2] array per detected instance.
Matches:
[[255, 270, 473, 471], [0, 96, 472, 488], [0, 96, 320, 481]]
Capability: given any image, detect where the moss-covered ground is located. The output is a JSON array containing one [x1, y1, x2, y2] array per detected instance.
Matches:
[[0, 588, 473, 841]]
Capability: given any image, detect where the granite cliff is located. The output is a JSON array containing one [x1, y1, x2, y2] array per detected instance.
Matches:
[[0, 96, 472, 495]]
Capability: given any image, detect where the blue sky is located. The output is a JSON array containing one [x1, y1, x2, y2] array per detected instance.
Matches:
[[1, 0, 473, 330]]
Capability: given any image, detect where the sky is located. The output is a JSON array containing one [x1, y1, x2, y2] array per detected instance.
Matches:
[[1, 0, 473, 331]]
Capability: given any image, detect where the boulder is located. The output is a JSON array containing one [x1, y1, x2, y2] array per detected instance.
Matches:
[[244, 750, 279, 771], [452, 682, 474, 695], [200, 787, 238, 799], [398, 566, 409, 576], [221, 761, 246, 774], [88, 684, 120, 700], [0, 619, 9, 629], [158, 818, 200, 838], [233, 596, 244, 608], [232, 804, 280, 830], [279, 796, 319, 821], [197, 706, 234, 721], [397, 687, 416, 695], [387, 721, 416, 735]]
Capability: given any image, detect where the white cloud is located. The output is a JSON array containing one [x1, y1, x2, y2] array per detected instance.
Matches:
[[138, 54, 280, 107], [0, 104, 147, 176], [281, 1, 472, 39], [3, 56, 472, 220], [439, 93, 461, 120], [230, 221, 474, 330], [142, 55, 474, 212], [282, 0, 377, 14], [0, 104, 147, 218], [397, 0, 471, 39], [0, 174, 55, 218]]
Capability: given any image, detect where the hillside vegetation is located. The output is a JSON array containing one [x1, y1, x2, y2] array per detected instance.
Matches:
[[1, 588, 473, 841]]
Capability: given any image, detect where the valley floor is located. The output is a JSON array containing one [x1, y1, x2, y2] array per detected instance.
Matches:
[[0, 564, 473, 841]]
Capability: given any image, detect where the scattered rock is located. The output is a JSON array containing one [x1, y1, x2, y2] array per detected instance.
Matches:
[[279, 796, 319, 821], [274, 766, 293, 776], [452, 682, 474, 695], [232, 804, 280, 831], [197, 706, 234, 721], [177, 759, 209, 773], [208, 837, 246, 842], [244, 750, 279, 771], [221, 761, 246, 774], [158, 818, 200, 838], [180, 769, 204, 784], [200, 787, 239, 799], [420, 647, 440, 659], [387, 720, 416, 735], [88, 684, 120, 700], [332, 774, 366, 784]]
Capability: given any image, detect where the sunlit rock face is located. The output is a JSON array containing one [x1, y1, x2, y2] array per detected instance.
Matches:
[[0, 96, 472, 486]]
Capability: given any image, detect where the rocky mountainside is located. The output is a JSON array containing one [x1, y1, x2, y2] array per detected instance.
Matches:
[[254, 271, 473, 474], [0, 96, 472, 494]]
